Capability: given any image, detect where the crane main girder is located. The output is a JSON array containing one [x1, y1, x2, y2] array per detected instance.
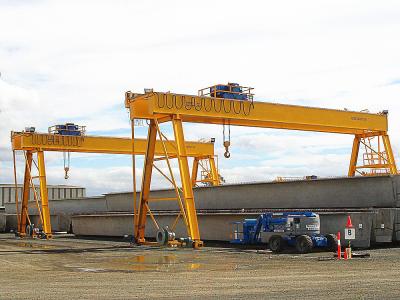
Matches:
[[125, 92, 388, 135], [11, 132, 215, 157]]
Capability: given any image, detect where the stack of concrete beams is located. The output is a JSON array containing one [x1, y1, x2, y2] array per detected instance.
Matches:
[[4, 175, 400, 248]]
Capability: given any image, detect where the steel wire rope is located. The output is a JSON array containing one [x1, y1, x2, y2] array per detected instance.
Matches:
[[156, 93, 165, 108], [232, 100, 242, 114], [184, 95, 193, 110], [213, 98, 222, 113], [166, 94, 174, 109], [243, 100, 255, 116], [203, 97, 212, 112], [174, 94, 184, 109], [222, 99, 232, 114], [194, 96, 203, 111]]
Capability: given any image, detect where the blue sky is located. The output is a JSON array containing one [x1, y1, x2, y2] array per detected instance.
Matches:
[[1, 0, 400, 196]]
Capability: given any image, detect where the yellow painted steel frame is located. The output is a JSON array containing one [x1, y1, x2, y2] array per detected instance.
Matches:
[[348, 133, 398, 176], [11, 132, 219, 238], [125, 90, 398, 248]]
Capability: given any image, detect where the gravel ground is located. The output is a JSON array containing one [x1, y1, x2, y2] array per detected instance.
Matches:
[[0, 233, 399, 299]]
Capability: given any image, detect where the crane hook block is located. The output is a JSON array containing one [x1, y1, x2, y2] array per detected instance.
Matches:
[[64, 167, 70, 180], [223, 141, 231, 158]]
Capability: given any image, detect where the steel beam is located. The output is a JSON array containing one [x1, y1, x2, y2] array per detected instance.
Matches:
[[135, 120, 157, 243], [172, 116, 202, 247]]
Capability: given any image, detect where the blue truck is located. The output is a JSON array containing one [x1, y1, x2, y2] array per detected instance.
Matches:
[[231, 212, 337, 253]]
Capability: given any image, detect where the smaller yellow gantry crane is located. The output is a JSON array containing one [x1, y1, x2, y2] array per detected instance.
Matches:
[[125, 83, 397, 248], [11, 124, 220, 239]]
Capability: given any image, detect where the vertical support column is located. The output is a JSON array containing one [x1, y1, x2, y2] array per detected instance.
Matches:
[[19, 151, 33, 235], [348, 135, 361, 177], [382, 134, 398, 175], [191, 157, 199, 186], [135, 120, 157, 243], [37, 151, 52, 238], [208, 156, 220, 186], [172, 116, 202, 247]]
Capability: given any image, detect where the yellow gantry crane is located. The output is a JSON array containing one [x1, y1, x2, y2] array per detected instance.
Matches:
[[11, 129, 219, 238], [125, 84, 397, 248]]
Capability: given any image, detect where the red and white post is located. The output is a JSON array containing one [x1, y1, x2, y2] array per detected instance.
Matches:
[[337, 231, 341, 259], [344, 216, 354, 260]]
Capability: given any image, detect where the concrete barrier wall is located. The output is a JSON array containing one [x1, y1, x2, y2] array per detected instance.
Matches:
[[5, 176, 400, 218], [5, 175, 400, 247], [5, 214, 67, 233], [4, 196, 107, 215], [101, 176, 400, 211], [72, 210, 388, 248]]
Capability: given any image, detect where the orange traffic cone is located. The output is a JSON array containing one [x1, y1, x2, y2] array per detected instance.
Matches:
[[346, 216, 353, 228]]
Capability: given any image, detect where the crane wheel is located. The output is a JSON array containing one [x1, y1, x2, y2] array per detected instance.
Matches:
[[269, 235, 284, 253], [295, 235, 313, 254], [325, 234, 338, 251]]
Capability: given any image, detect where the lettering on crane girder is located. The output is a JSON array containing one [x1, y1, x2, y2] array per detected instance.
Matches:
[[31, 134, 84, 147], [351, 116, 367, 122], [155, 93, 255, 116]]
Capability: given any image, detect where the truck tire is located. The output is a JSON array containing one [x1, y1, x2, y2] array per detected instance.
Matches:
[[325, 234, 338, 251], [295, 235, 313, 254], [269, 235, 284, 253]]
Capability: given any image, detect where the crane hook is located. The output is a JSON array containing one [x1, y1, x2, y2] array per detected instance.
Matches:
[[63, 152, 70, 179], [223, 123, 231, 158], [64, 167, 69, 179], [223, 141, 231, 158]]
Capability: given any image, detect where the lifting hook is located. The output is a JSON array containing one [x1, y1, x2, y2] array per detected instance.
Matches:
[[63, 152, 70, 179], [223, 123, 231, 158], [64, 167, 69, 179], [223, 141, 231, 158]]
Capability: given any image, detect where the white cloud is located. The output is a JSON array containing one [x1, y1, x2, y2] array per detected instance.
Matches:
[[1, 0, 400, 195]]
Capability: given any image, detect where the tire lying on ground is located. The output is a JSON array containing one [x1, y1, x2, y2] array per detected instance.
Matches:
[[269, 235, 284, 253], [325, 234, 338, 251], [295, 235, 313, 254]]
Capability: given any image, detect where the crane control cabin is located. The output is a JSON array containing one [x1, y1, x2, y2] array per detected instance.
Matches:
[[125, 83, 397, 248]]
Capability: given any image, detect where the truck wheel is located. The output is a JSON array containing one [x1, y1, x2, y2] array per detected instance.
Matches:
[[325, 234, 338, 251], [295, 235, 313, 254], [269, 235, 284, 253]]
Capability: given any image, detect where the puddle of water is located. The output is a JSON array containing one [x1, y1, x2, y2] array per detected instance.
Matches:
[[77, 267, 106, 273], [15, 242, 55, 250], [78, 254, 242, 273]]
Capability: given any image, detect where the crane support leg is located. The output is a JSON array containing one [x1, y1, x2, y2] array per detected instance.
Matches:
[[19, 151, 33, 235], [172, 116, 202, 248], [209, 156, 219, 186], [348, 135, 361, 177], [382, 134, 398, 174], [37, 151, 52, 238], [191, 157, 199, 186], [135, 120, 157, 243]]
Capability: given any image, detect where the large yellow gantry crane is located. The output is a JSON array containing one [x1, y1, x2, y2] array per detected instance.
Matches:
[[125, 84, 397, 248], [11, 130, 219, 238]]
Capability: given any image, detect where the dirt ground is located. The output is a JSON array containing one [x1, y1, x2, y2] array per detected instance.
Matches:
[[0, 233, 399, 299]]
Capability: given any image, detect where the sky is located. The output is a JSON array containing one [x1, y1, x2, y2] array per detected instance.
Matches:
[[1, 0, 400, 196]]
